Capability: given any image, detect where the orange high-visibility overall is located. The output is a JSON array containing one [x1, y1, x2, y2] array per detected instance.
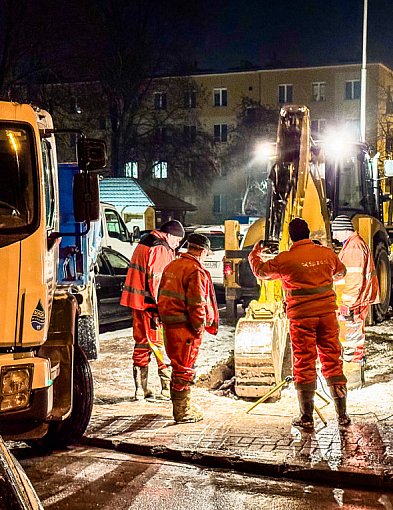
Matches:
[[158, 253, 219, 391], [249, 239, 347, 390], [121, 231, 175, 369]]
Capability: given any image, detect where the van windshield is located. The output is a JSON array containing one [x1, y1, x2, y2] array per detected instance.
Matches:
[[205, 234, 224, 251], [0, 124, 37, 232]]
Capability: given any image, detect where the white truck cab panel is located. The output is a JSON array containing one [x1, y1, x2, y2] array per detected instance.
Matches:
[[100, 202, 135, 260]]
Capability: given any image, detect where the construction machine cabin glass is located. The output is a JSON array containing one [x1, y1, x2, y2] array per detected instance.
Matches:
[[0, 124, 38, 241], [323, 143, 378, 219]]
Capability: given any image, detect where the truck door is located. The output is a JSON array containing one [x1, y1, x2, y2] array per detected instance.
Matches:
[[101, 206, 134, 259]]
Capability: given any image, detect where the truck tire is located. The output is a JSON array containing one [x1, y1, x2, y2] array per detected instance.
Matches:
[[373, 241, 391, 323], [78, 286, 100, 360], [32, 346, 94, 451]]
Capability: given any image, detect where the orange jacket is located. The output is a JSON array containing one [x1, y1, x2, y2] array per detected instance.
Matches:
[[157, 253, 219, 335], [249, 239, 346, 319], [120, 230, 175, 311], [335, 232, 380, 309]]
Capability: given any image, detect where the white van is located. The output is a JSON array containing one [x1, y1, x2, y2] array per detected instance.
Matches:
[[100, 202, 135, 260], [193, 225, 226, 290], [194, 224, 250, 293]]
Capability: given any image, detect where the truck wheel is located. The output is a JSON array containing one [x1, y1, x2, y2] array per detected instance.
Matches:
[[373, 241, 391, 322], [78, 286, 100, 360], [33, 346, 94, 450]]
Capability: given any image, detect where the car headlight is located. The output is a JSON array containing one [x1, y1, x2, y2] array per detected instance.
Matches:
[[0, 365, 33, 412]]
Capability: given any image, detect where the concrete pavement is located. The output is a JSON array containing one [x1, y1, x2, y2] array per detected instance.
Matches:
[[83, 380, 393, 492]]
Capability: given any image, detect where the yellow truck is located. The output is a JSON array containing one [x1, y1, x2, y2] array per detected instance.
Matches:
[[227, 105, 392, 397], [0, 101, 106, 447]]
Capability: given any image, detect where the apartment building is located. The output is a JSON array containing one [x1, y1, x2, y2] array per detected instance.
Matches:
[[180, 63, 393, 224]]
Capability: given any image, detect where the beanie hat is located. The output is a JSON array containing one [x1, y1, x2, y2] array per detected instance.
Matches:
[[187, 233, 211, 252], [288, 218, 310, 242], [160, 220, 185, 238], [331, 215, 355, 232]]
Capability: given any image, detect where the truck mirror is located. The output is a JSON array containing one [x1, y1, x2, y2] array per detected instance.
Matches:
[[384, 159, 393, 177], [73, 173, 100, 222], [133, 226, 141, 240], [77, 138, 107, 171]]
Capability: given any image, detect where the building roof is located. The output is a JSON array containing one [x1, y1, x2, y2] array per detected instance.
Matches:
[[140, 183, 197, 212], [99, 178, 153, 214], [99, 178, 197, 214]]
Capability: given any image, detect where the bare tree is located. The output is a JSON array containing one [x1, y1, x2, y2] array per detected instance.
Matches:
[[223, 98, 278, 215]]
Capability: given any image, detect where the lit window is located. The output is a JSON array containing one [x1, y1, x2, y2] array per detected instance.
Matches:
[[152, 161, 168, 179], [278, 84, 293, 103], [213, 124, 228, 143], [213, 88, 228, 107], [154, 92, 167, 110], [345, 80, 361, 100], [312, 82, 326, 101], [124, 161, 138, 178]]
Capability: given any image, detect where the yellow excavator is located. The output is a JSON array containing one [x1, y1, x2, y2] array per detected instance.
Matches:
[[228, 105, 392, 398]]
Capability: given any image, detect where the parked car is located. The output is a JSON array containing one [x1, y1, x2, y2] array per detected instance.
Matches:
[[95, 247, 131, 327]]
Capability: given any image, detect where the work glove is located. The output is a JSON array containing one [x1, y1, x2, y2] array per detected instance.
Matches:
[[339, 305, 354, 321]]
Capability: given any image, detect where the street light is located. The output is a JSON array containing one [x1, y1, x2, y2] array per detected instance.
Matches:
[[360, 0, 368, 143]]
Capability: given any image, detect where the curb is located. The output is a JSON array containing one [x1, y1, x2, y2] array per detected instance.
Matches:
[[81, 435, 393, 492]]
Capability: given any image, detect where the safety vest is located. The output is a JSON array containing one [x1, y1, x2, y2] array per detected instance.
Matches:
[[157, 253, 219, 335], [335, 232, 380, 309], [120, 231, 174, 311], [249, 239, 346, 319]]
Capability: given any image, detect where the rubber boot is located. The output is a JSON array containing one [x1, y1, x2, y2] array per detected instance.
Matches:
[[158, 368, 171, 400], [330, 384, 351, 426], [133, 366, 154, 400], [292, 390, 315, 429], [171, 388, 203, 424]]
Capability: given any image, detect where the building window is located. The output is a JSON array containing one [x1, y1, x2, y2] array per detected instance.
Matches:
[[278, 84, 293, 103], [184, 90, 196, 108], [386, 134, 393, 153], [213, 88, 228, 107], [386, 86, 393, 114], [311, 119, 327, 138], [213, 124, 228, 143], [98, 117, 107, 130], [124, 161, 138, 178], [345, 80, 361, 100], [213, 194, 224, 213], [154, 92, 167, 110], [183, 125, 197, 143], [312, 82, 326, 101], [345, 119, 360, 139], [154, 126, 167, 143], [152, 161, 168, 179]]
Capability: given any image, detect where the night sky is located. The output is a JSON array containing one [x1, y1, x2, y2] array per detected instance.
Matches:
[[196, 0, 393, 71]]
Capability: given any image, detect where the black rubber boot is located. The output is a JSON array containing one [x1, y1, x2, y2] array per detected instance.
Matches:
[[330, 384, 351, 426], [292, 390, 315, 429]]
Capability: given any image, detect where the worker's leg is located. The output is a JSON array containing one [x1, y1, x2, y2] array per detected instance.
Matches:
[[289, 318, 318, 429], [316, 312, 346, 385], [131, 309, 153, 399], [290, 317, 318, 390], [316, 313, 350, 426], [164, 326, 203, 423], [351, 305, 368, 363]]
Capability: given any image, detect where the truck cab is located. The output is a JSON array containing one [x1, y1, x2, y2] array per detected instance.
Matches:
[[0, 101, 106, 447]]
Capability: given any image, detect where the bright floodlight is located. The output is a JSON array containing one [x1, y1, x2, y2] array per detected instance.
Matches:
[[321, 128, 357, 158], [254, 141, 275, 162]]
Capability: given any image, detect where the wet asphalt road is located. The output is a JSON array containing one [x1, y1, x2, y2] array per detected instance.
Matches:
[[14, 445, 392, 509]]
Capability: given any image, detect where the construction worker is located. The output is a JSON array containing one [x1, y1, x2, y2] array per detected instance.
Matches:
[[157, 233, 219, 424], [331, 215, 380, 365], [249, 218, 350, 428], [121, 219, 185, 401]]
